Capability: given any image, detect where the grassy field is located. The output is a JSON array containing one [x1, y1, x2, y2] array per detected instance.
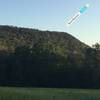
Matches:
[[0, 87, 100, 100]]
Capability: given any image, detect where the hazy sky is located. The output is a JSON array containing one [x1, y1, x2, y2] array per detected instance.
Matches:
[[0, 0, 99, 46]]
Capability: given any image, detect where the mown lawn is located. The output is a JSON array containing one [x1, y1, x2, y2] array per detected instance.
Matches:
[[0, 87, 100, 100]]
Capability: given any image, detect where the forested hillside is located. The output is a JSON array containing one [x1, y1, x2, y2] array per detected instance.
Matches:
[[0, 25, 100, 88]]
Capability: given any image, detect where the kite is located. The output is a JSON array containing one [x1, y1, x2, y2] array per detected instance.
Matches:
[[67, 4, 90, 27]]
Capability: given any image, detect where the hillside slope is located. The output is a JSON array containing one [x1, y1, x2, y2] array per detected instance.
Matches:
[[0, 25, 88, 53], [0, 25, 99, 88]]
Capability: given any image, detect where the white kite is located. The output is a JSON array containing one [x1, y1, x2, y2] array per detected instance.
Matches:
[[67, 4, 90, 27]]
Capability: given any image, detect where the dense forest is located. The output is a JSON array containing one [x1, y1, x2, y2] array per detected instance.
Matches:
[[0, 25, 100, 88]]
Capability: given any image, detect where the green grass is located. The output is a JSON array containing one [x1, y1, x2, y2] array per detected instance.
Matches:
[[0, 87, 100, 100]]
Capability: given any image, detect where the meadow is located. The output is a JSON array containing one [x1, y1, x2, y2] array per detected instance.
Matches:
[[0, 87, 100, 100]]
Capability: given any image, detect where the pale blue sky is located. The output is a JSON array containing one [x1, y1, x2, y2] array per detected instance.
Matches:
[[0, 0, 99, 46]]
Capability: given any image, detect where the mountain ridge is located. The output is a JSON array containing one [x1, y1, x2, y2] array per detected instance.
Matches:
[[0, 25, 89, 53], [0, 25, 99, 88]]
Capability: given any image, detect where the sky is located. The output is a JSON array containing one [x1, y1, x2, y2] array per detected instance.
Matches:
[[0, 0, 99, 46]]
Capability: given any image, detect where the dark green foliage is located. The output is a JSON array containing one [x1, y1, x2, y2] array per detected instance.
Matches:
[[0, 25, 100, 88], [92, 43, 100, 50]]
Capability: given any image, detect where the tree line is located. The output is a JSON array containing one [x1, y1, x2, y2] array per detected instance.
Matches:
[[0, 41, 100, 89]]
